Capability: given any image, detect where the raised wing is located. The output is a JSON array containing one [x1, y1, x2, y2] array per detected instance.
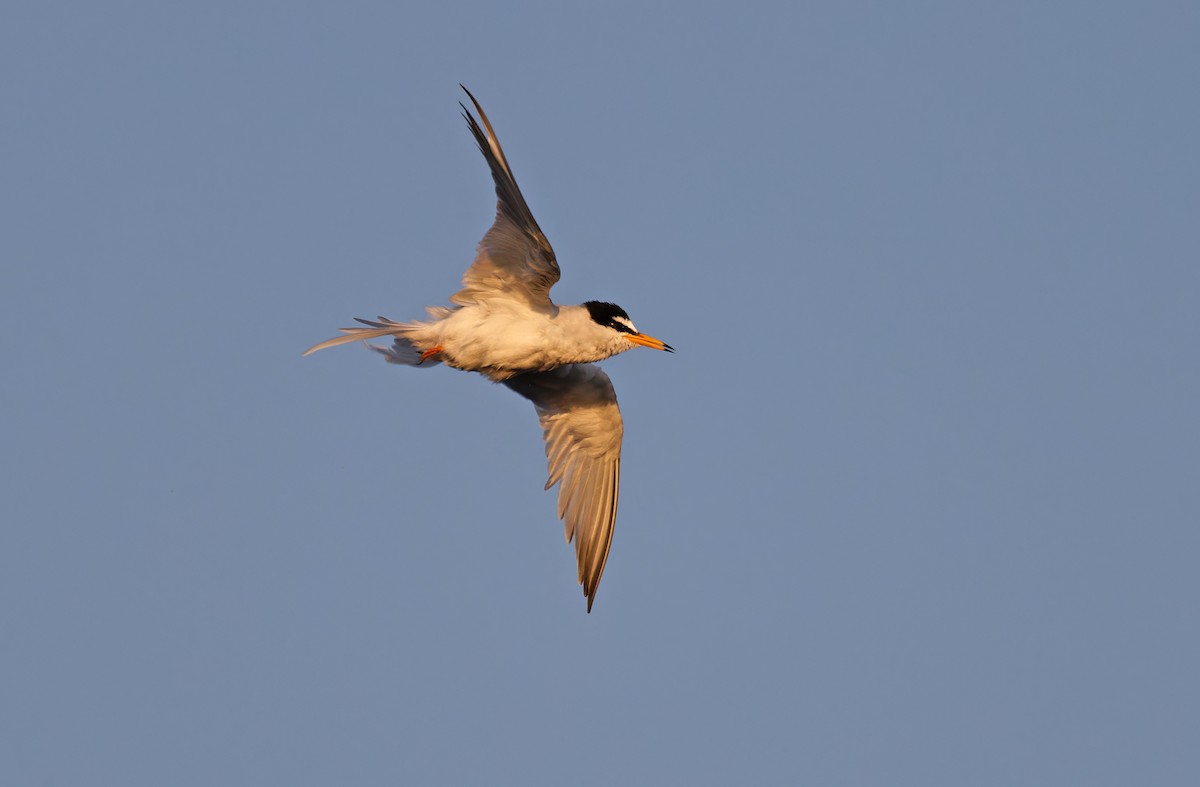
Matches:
[[452, 86, 561, 310], [504, 364, 623, 612]]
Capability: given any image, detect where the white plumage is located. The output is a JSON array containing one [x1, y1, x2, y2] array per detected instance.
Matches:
[[305, 87, 672, 612]]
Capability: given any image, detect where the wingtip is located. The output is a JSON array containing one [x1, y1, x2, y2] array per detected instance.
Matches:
[[460, 84, 483, 114], [458, 85, 492, 137]]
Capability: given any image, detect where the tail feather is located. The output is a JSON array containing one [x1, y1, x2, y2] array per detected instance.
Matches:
[[355, 316, 406, 328], [302, 316, 414, 356]]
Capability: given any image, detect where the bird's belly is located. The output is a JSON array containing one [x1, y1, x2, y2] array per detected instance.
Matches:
[[438, 318, 561, 378]]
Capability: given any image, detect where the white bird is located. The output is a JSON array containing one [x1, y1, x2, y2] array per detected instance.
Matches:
[[305, 86, 673, 612]]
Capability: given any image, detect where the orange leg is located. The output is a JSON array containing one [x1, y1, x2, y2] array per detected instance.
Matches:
[[418, 345, 444, 364]]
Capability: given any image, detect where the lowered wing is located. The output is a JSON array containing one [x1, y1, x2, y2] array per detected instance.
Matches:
[[504, 364, 623, 612]]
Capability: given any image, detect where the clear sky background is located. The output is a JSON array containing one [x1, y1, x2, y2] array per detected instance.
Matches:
[[3, 2, 1198, 784]]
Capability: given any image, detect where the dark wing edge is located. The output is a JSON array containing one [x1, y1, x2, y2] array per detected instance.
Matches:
[[453, 86, 560, 307]]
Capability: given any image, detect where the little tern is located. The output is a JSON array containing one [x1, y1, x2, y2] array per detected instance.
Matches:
[[305, 86, 673, 612]]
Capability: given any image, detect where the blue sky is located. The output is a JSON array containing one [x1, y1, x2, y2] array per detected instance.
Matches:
[[3, 1, 1198, 784]]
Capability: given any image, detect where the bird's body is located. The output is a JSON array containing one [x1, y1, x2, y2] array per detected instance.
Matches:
[[305, 87, 672, 612], [343, 302, 646, 382]]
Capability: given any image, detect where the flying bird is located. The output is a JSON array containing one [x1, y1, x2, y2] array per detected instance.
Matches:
[[305, 86, 673, 612]]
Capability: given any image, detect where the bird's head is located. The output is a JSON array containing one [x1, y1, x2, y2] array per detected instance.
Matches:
[[584, 301, 674, 353]]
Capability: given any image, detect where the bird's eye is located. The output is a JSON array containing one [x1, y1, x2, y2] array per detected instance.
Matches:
[[611, 316, 637, 334]]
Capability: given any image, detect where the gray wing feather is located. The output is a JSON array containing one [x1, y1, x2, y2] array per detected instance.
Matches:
[[453, 86, 560, 309], [504, 364, 623, 612]]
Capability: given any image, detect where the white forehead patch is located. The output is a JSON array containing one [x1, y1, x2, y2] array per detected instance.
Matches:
[[613, 316, 637, 333]]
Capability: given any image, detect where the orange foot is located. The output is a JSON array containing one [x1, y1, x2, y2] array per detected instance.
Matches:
[[418, 345, 444, 365]]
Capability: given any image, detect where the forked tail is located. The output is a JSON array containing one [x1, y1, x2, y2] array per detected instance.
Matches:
[[302, 317, 414, 356]]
